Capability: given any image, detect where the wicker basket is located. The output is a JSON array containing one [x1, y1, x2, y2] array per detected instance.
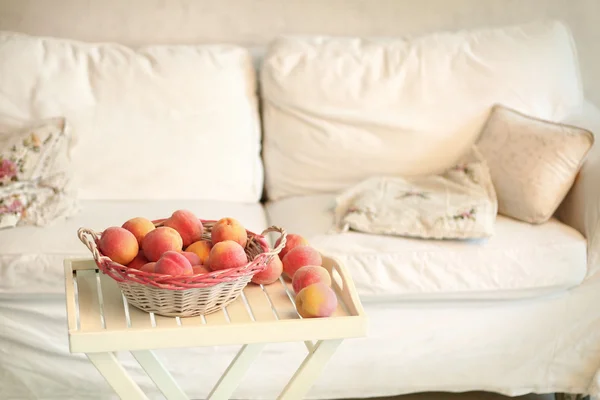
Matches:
[[78, 220, 287, 317]]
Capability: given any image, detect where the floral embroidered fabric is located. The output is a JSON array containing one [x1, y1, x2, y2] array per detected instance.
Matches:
[[333, 147, 497, 239], [0, 117, 78, 229]]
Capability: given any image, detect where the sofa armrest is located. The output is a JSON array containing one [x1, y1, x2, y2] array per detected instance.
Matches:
[[557, 101, 600, 276]]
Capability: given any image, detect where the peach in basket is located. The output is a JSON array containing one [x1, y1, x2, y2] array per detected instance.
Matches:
[[98, 227, 139, 265], [155, 251, 193, 276], [207, 240, 248, 271], [142, 227, 183, 262]]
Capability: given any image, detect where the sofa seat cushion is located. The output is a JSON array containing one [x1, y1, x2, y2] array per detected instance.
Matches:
[[266, 195, 587, 301], [0, 200, 268, 295]]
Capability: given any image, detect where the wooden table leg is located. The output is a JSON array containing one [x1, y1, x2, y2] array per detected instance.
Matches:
[[207, 343, 265, 400], [132, 350, 187, 400], [87, 352, 148, 400], [277, 339, 342, 400]]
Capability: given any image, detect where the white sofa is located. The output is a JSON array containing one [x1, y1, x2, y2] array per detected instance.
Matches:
[[0, 16, 599, 400]]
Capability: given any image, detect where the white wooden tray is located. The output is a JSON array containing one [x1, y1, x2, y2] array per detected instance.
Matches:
[[64, 255, 367, 354]]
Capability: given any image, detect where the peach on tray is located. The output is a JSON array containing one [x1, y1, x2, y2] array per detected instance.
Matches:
[[99, 226, 139, 265], [292, 265, 331, 293], [295, 283, 338, 318], [275, 233, 308, 260], [207, 240, 248, 271], [163, 210, 204, 248], [211, 217, 247, 247], [142, 227, 183, 262], [282, 245, 323, 278], [251, 255, 283, 285]]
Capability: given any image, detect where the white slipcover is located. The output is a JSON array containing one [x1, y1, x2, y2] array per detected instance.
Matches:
[[558, 101, 600, 278], [267, 195, 587, 301], [0, 32, 264, 202], [261, 20, 584, 200]]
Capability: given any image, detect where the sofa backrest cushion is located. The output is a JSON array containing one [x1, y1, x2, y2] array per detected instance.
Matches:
[[0, 32, 263, 202], [260, 20, 584, 201]]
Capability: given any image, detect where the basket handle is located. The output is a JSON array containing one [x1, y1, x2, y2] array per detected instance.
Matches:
[[77, 227, 110, 264], [259, 225, 287, 256]]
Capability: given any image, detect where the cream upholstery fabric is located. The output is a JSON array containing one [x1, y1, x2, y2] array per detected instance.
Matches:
[[267, 195, 587, 301], [558, 100, 600, 277], [261, 21, 584, 200], [333, 148, 497, 239], [477, 105, 594, 224], [0, 32, 263, 202]]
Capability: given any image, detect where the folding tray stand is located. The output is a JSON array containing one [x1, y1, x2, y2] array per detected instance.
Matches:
[[64, 255, 367, 400]]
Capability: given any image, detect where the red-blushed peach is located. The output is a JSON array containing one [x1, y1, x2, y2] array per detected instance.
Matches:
[[295, 283, 337, 318], [207, 240, 248, 271], [140, 262, 157, 273], [142, 227, 183, 262], [122, 217, 155, 246], [192, 265, 211, 275], [185, 240, 212, 264], [251, 255, 283, 285], [99, 226, 139, 265], [155, 251, 193, 276], [282, 245, 322, 279], [181, 251, 201, 266], [292, 265, 331, 293], [275, 234, 308, 260], [211, 217, 247, 247], [127, 252, 149, 270], [163, 209, 204, 247]]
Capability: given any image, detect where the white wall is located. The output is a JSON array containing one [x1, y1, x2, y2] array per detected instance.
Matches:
[[0, 0, 598, 106]]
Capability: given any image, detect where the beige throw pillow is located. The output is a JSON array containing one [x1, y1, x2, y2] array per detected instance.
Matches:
[[477, 105, 594, 224], [333, 147, 497, 239]]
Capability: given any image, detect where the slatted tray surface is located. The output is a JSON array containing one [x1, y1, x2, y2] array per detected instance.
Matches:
[[65, 257, 367, 353]]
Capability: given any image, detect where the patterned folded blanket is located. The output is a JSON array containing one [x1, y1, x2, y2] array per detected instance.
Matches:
[[333, 147, 498, 239]]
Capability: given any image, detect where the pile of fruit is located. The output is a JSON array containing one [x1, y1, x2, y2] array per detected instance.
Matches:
[[277, 233, 338, 319], [96, 209, 338, 318], [97, 210, 255, 277]]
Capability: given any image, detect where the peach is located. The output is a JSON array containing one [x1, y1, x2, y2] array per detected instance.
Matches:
[[282, 245, 322, 279], [295, 283, 338, 318], [140, 262, 157, 273], [192, 265, 211, 275], [163, 209, 203, 247], [252, 255, 283, 285], [292, 265, 331, 293], [127, 252, 149, 270], [155, 251, 193, 276], [207, 240, 248, 271], [185, 240, 212, 264], [211, 217, 247, 247], [122, 217, 155, 246], [181, 251, 201, 266], [142, 227, 183, 262], [99, 226, 139, 265], [275, 234, 308, 260]]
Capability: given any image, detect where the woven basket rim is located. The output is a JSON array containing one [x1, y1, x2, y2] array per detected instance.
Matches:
[[77, 218, 287, 291]]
